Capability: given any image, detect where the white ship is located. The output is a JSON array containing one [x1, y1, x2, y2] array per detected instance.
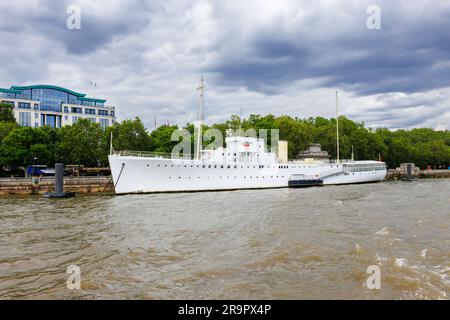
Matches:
[[108, 78, 386, 194]]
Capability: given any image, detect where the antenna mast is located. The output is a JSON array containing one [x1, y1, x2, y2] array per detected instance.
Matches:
[[109, 131, 114, 155], [196, 76, 206, 160], [336, 90, 340, 163]]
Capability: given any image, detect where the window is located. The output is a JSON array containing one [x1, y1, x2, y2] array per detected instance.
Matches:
[[19, 112, 31, 126], [64, 106, 69, 113], [99, 118, 109, 128], [85, 108, 96, 115], [34, 113, 38, 119], [72, 116, 79, 123], [110, 111, 115, 117], [18, 102, 31, 109], [71, 107, 82, 114], [34, 104, 39, 110], [98, 110, 109, 116]]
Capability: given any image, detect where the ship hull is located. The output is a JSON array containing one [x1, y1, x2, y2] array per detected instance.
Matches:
[[108, 155, 387, 194]]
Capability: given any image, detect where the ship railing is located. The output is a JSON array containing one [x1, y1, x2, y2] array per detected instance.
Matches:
[[114, 150, 194, 159]]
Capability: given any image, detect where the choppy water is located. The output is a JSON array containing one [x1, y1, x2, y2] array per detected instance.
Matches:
[[0, 180, 449, 300]]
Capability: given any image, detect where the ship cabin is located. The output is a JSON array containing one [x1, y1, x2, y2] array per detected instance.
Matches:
[[201, 136, 277, 164]]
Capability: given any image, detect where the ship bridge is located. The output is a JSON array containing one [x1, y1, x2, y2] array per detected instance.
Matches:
[[202, 136, 278, 164]]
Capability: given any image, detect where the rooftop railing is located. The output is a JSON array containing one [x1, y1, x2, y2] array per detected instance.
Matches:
[[114, 150, 193, 159]]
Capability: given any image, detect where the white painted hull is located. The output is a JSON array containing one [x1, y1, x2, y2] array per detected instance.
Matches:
[[108, 155, 387, 194]]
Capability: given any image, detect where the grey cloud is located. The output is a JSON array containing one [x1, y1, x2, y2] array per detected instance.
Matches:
[[0, 0, 449, 130]]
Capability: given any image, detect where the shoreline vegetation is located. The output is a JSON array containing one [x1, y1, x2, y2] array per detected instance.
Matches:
[[1, 102, 450, 179]]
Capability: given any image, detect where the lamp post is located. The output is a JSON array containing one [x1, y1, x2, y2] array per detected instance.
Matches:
[[32, 157, 37, 177]]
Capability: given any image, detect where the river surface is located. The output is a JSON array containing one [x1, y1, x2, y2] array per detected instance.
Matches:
[[0, 180, 449, 299]]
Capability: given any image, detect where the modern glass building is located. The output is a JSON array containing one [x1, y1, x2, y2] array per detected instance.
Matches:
[[0, 85, 116, 128]]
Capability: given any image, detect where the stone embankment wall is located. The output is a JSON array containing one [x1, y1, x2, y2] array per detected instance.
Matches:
[[385, 169, 450, 180], [0, 176, 114, 196]]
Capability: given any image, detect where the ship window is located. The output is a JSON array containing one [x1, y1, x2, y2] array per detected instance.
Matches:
[[165, 165, 167, 167], [178, 177, 181, 179], [227, 165, 230, 169], [220, 165, 224, 168], [208, 165, 211, 168], [214, 165, 217, 168], [147, 164, 149, 167], [234, 165, 237, 168], [157, 164, 160, 167], [202, 165, 205, 168]]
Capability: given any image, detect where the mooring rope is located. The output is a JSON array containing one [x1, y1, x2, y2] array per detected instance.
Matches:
[[113, 163, 125, 189]]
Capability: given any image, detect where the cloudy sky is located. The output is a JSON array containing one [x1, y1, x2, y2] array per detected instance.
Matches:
[[0, 0, 449, 130]]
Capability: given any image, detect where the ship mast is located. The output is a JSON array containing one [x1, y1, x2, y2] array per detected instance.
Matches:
[[196, 76, 206, 160], [335, 90, 340, 163]]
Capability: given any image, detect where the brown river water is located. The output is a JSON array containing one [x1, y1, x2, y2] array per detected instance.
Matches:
[[0, 180, 449, 299]]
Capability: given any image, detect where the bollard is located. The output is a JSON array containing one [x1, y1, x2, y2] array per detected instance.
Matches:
[[402, 163, 417, 182], [55, 163, 64, 194], [406, 163, 412, 179], [43, 163, 75, 198]]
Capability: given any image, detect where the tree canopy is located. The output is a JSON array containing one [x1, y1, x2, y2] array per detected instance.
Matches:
[[0, 102, 15, 123], [0, 114, 449, 176]]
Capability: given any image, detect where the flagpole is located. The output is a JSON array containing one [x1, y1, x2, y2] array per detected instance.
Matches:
[[336, 90, 340, 164]]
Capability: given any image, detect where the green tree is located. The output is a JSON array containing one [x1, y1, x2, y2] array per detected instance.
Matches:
[[0, 121, 18, 142], [58, 119, 105, 167], [0, 102, 15, 123], [106, 117, 153, 154], [149, 125, 179, 153], [0, 126, 51, 173]]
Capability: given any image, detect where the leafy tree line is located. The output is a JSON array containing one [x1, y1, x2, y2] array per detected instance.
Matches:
[[0, 102, 449, 175]]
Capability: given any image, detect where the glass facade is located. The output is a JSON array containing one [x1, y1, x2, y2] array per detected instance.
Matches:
[[19, 112, 31, 127], [2, 85, 115, 128], [99, 118, 109, 128], [18, 102, 31, 109], [10, 86, 107, 110], [46, 115, 56, 128]]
